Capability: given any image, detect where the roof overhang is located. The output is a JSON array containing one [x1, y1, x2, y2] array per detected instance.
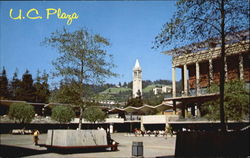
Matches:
[[164, 93, 220, 104]]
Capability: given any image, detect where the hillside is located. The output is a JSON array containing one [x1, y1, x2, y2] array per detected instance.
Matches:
[[142, 84, 168, 93], [101, 87, 132, 94], [97, 80, 177, 104], [100, 84, 170, 95]]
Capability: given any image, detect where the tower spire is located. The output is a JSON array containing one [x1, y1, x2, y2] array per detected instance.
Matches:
[[134, 59, 141, 70]]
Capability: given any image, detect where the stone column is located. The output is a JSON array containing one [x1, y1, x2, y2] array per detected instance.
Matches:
[[181, 103, 186, 118], [239, 54, 244, 80], [173, 100, 176, 115], [191, 105, 195, 116], [140, 123, 145, 132], [195, 104, 200, 117], [225, 57, 228, 81], [183, 64, 188, 96], [195, 103, 201, 117], [209, 59, 213, 85], [196, 62, 200, 95], [109, 124, 114, 134], [172, 66, 176, 97]]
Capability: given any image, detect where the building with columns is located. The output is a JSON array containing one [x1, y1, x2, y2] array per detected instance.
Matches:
[[133, 59, 142, 98], [163, 38, 250, 118]]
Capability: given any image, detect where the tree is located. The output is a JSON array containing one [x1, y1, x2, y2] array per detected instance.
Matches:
[[83, 106, 106, 123], [126, 98, 143, 107], [123, 82, 127, 87], [202, 80, 249, 122], [16, 70, 36, 102], [142, 80, 153, 88], [127, 82, 132, 89], [43, 28, 117, 129], [50, 80, 85, 104], [154, 0, 249, 130], [126, 89, 143, 107], [8, 102, 35, 123], [34, 70, 50, 103], [0, 67, 10, 99], [143, 91, 165, 106], [9, 69, 21, 100], [118, 82, 122, 87], [51, 105, 76, 124]]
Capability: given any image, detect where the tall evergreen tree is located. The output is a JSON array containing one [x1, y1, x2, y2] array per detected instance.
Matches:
[[34, 70, 50, 103], [16, 70, 36, 102], [0, 67, 10, 99], [123, 82, 127, 87], [10, 69, 21, 100]]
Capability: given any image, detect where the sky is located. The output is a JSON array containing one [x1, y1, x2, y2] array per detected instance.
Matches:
[[0, 1, 181, 86]]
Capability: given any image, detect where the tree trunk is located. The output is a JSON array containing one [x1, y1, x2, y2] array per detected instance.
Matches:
[[78, 60, 84, 130], [219, 0, 226, 131], [78, 107, 83, 130]]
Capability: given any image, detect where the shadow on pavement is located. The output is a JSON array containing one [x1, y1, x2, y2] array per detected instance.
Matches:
[[156, 156, 175, 158], [46, 147, 116, 154], [0, 144, 48, 157], [0, 144, 117, 157]]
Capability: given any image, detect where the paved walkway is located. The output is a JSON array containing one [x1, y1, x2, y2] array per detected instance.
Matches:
[[0, 133, 175, 158]]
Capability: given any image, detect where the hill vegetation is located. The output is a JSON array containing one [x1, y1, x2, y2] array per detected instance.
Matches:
[[101, 87, 132, 94], [0, 67, 183, 106]]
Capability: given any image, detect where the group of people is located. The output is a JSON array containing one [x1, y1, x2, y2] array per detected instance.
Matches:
[[133, 127, 173, 138]]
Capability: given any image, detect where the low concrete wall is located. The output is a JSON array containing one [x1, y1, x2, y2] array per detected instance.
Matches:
[[46, 130, 107, 147], [0, 122, 141, 134]]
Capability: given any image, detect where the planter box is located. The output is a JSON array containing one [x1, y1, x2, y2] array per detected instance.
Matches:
[[46, 129, 107, 147]]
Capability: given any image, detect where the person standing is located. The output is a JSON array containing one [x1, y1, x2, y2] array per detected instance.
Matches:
[[33, 129, 40, 145]]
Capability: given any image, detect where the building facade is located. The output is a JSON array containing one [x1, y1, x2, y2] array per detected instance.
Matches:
[[171, 41, 250, 98], [164, 39, 250, 118]]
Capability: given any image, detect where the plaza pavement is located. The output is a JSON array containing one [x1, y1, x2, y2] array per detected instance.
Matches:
[[0, 133, 175, 158]]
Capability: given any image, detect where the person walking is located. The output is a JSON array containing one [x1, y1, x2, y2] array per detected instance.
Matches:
[[164, 127, 168, 139], [33, 129, 40, 145]]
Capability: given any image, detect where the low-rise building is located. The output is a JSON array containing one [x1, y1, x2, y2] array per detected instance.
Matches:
[[153, 85, 172, 95]]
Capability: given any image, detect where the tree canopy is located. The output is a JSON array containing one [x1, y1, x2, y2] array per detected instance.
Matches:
[[51, 106, 76, 124], [0, 67, 10, 99], [1, 69, 50, 103], [126, 97, 143, 107], [83, 106, 106, 123], [43, 28, 117, 129], [34, 70, 50, 103], [16, 70, 36, 102], [202, 80, 249, 122], [154, 0, 249, 52], [9, 70, 21, 100], [8, 102, 35, 123]]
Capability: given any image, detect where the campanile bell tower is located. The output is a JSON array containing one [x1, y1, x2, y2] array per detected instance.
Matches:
[[133, 59, 142, 98]]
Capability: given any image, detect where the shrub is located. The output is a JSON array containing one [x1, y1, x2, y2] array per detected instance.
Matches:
[[83, 106, 106, 123], [8, 102, 35, 123], [51, 106, 76, 123]]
